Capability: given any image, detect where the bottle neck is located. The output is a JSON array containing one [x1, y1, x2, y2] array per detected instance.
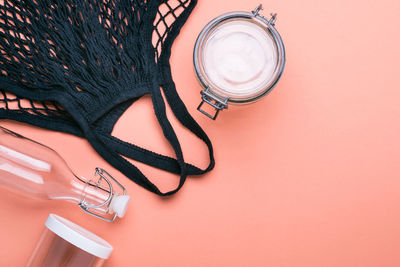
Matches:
[[71, 176, 111, 215]]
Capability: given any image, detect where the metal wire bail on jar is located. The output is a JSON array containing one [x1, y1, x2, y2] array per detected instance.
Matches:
[[194, 5, 286, 120]]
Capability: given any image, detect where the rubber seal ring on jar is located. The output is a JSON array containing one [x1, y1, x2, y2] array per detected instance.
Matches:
[[193, 4, 286, 120]]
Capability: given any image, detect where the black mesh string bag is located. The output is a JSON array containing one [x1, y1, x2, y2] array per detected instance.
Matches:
[[0, 0, 214, 196]]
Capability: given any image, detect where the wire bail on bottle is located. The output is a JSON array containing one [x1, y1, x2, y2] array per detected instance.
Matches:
[[79, 168, 127, 222]]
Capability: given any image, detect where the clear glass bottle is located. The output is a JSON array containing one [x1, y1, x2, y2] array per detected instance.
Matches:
[[0, 126, 130, 222]]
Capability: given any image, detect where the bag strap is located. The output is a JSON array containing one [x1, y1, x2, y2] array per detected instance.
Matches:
[[100, 133, 211, 175], [86, 88, 182, 195], [90, 75, 214, 196]]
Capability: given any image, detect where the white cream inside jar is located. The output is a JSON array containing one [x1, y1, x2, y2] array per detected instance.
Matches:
[[202, 20, 277, 96], [194, 7, 285, 119]]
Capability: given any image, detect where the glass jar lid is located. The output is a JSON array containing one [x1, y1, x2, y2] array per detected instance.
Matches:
[[194, 5, 285, 119]]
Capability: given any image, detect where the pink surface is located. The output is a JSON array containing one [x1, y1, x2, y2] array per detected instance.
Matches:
[[1, 0, 400, 266]]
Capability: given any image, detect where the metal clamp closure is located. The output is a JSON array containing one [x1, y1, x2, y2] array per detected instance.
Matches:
[[252, 4, 277, 26], [197, 88, 228, 120], [79, 168, 127, 222]]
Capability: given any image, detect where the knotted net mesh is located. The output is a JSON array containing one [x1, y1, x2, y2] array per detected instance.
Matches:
[[0, 0, 190, 111], [0, 0, 214, 196]]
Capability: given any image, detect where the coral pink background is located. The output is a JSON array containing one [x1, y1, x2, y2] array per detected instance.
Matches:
[[1, 0, 400, 266]]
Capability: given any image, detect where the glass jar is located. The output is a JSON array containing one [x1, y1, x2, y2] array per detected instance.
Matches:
[[27, 214, 113, 267], [194, 5, 285, 119]]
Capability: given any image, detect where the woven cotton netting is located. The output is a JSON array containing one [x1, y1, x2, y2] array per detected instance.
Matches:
[[0, 0, 215, 196], [0, 0, 190, 113]]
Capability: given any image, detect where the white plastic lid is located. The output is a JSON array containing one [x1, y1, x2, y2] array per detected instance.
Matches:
[[45, 214, 113, 259]]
